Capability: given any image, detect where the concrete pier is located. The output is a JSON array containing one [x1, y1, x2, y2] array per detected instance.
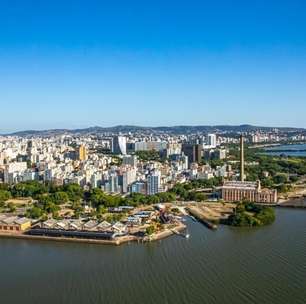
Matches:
[[186, 207, 218, 230]]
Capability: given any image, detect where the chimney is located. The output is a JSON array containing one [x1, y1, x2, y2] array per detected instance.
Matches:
[[240, 135, 245, 182]]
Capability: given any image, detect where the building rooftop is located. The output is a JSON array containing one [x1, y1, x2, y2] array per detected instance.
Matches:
[[0, 215, 31, 225], [222, 181, 259, 190], [83, 220, 98, 230], [1, 216, 19, 224], [14, 217, 32, 225]]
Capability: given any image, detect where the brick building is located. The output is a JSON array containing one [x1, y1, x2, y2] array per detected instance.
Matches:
[[221, 181, 278, 204]]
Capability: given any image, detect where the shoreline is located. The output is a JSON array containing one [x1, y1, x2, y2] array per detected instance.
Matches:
[[186, 206, 218, 229], [277, 198, 306, 208], [278, 185, 306, 204], [277, 175, 306, 205], [143, 221, 187, 242], [0, 222, 186, 246], [250, 142, 306, 149]]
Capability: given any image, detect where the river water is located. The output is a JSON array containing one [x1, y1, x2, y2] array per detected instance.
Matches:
[[1, 208, 306, 304], [263, 144, 306, 157]]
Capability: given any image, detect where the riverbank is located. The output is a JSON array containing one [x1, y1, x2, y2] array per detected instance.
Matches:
[[250, 142, 306, 149], [0, 231, 135, 245], [186, 206, 218, 229], [277, 197, 306, 208], [249, 143, 281, 149], [278, 178, 306, 204], [0, 222, 186, 246], [143, 221, 186, 242]]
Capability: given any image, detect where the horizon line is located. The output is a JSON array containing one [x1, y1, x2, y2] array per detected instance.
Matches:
[[1, 123, 305, 136]]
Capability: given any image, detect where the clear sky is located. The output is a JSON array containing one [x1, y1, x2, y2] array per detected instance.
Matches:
[[0, 0, 306, 132]]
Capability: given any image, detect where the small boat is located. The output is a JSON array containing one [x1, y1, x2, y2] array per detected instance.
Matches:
[[185, 233, 190, 239]]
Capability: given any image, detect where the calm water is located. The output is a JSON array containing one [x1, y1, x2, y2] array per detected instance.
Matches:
[[264, 144, 306, 157], [1, 208, 306, 304]]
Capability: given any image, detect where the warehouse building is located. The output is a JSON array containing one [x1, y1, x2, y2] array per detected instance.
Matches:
[[0, 215, 32, 232]]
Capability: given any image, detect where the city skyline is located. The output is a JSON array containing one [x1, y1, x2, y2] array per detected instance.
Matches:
[[1, 2, 306, 304], [1, 1, 306, 132]]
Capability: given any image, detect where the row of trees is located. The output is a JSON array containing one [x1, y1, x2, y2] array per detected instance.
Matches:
[[170, 177, 222, 201], [1, 176, 223, 219], [1, 177, 220, 206], [0, 181, 84, 202], [88, 188, 177, 209]]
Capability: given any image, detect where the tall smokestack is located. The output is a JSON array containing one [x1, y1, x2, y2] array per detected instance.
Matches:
[[240, 135, 245, 182]]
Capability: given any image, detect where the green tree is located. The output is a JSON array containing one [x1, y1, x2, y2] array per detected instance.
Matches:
[[227, 201, 275, 227], [135, 150, 165, 162], [64, 183, 84, 202], [145, 225, 156, 235], [273, 174, 288, 184], [11, 181, 47, 198], [0, 190, 11, 204], [26, 206, 44, 219], [51, 191, 69, 204]]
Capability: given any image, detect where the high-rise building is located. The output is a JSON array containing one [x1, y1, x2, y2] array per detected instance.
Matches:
[[204, 148, 227, 160], [166, 143, 182, 156], [107, 173, 120, 193], [147, 171, 161, 195], [119, 167, 136, 193], [4, 162, 28, 184], [26, 140, 33, 157], [208, 134, 217, 148], [134, 141, 167, 152], [130, 181, 146, 195], [182, 144, 202, 167], [122, 155, 138, 167], [77, 145, 87, 161], [112, 136, 127, 155]]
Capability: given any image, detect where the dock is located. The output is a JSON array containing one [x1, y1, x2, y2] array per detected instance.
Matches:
[[186, 206, 218, 230]]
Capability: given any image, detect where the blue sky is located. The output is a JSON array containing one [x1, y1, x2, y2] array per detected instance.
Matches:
[[0, 0, 306, 132]]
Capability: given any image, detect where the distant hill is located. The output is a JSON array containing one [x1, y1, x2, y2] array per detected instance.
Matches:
[[3, 124, 305, 137]]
